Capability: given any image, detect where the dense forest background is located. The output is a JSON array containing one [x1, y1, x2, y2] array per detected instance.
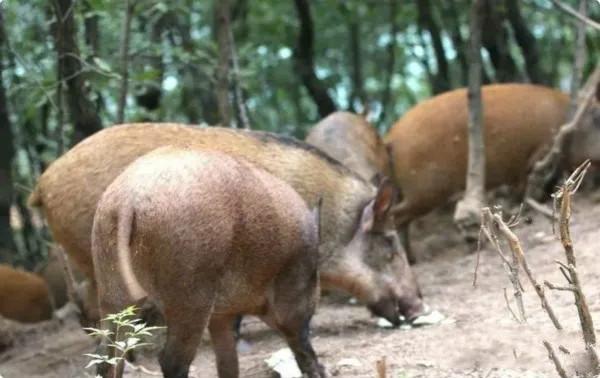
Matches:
[[0, 0, 598, 269]]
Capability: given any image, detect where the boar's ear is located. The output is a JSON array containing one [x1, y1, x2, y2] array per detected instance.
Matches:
[[360, 177, 396, 232], [311, 196, 323, 243]]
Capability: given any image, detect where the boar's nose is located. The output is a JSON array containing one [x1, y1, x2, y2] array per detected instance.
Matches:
[[398, 296, 426, 322], [368, 299, 402, 327]]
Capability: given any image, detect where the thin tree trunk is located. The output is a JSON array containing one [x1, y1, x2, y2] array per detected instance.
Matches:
[[378, 0, 398, 124], [345, 9, 365, 111], [569, 0, 587, 115], [117, 0, 135, 124], [293, 0, 336, 118], [83, 0, 100, 58], [505, 0, 546, 84], [52, 0, 102, 143], [229, 27, 251, 129], [481, 0, 519, 82], [454, 0, 486, 231], [416, 0, 450, 92], [0, 8, 15, 262], [134, 11, 166, 113], [441, 0, 468, 85], [215, 0, 232, 127]]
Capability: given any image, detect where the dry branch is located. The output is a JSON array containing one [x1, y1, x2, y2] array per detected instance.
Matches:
[[544, 340, 568, 378], [480, 207, 562, 329], [545, 161, 599, 374]]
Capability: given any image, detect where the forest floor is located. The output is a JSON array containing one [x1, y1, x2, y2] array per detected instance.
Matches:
[[1, 192, 600, 378]]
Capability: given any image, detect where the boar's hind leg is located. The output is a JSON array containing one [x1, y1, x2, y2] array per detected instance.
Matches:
[[159, 302, 214, 378], [262, 259, 325, 377], [208, 314, 239, 378]]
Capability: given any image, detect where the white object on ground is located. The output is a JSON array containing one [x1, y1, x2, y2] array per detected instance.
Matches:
[[336, 357, 363, 368], [412, 310, 445, 326], [376, 308, 446, 329], [265, 348, 302, 378]]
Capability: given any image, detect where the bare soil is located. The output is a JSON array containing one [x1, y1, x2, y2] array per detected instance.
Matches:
[[1, 194, 600, 378]]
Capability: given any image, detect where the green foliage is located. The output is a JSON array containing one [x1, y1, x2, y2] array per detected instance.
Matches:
[[83, 305, 164, 371]]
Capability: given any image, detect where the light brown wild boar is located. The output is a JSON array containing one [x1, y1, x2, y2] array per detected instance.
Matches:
[[93, 147, 324, 378], [29, 124, 424, 326], [385, 83, 600, 255], [0, 264, 52, 323], [305, 111, 392, 181]]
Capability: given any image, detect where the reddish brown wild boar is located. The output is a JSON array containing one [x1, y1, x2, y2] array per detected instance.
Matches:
[[0, 264, 52, 323], [29, 124, 424, 326], [306, 111, 392, 181], [93, 148, 324, 378], [385, 83, 600, 256]]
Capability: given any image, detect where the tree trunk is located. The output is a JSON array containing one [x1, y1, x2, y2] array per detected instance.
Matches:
[[0, 8, 15, 262], [215, 0, 232, 127], [454, 0, 486, 234], [342, 5, 365, 112], [505, 0, 546, 84], [441, 0, 468, 84], [293, 0, 336, 118], [481, 0, 519, 82], [416, 0, 450, 92], [569, 0, 587, 115], [52, 0, 102, 143], [117, 0, 135, 124], [83, 0, 100, 57], [378, 0, 398, 125]]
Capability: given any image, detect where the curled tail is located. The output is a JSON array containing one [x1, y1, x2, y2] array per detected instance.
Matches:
[[116, 204, 146, 301]]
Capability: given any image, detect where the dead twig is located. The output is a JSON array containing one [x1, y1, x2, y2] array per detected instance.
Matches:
[[375, 356, 386, 378], [545, 160, 599, 374], [544, 340, 568, 378], [480, 207, 563, 329], [480, 208, 526, 323]]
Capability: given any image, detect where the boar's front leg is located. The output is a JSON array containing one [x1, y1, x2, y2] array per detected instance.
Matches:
[[208, 314, 240, 378], [263, 257, 326, 378]]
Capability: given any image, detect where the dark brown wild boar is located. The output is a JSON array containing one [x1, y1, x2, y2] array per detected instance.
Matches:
[[385, 83, 600, 258], [29, 125, 423, 326], [93, 147, 324, 378], [0, 264, 52, 323], [306, 111, 391, 181]]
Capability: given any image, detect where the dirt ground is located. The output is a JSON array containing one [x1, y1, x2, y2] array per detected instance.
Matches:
[[1, 193, 600, 378]]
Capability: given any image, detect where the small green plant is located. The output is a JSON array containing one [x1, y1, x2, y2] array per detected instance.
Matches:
[[83, 305, 164, 374]]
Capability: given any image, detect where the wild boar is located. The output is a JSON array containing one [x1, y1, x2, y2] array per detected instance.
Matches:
[[93, 147, 324, 378], [385, 83, 600, 259], [29, 124, 424, 326], [0, 264, 52, 323], [305, 111, 392, 181]]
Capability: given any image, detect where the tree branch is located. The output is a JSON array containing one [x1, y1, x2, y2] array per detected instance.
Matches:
[[551, 0, 600, 30]]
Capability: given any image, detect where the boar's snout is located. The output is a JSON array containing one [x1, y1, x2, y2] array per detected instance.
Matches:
[[368, 286, 425, 326], [398, 292, 425, 322], [368, 297, 402, 327]]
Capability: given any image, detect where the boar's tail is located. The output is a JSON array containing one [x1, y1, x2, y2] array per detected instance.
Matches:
[[117, 204, 146, 301], [28, 185, 43, 208]]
